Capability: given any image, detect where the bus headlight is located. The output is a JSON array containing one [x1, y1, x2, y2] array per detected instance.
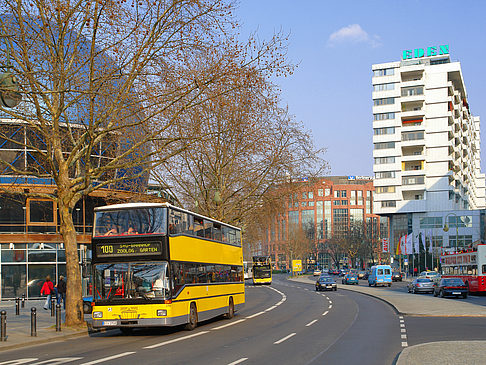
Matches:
[[157, 309, 167, 317], [93, 311, 103, 318]]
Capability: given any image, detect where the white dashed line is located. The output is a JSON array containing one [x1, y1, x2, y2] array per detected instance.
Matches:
[[401, 328, 406, 333], [329, 305, 332, 309], [144, 331, 209, 349], [329, 300, 333, 304], [274, 333, 296, 344], [322, 311, 329, 316], [306, 319, 318, 327], [228, 358, 248, 365], [80, 353, 135, 365], [400, 323, 405, 328], [401, 334, 407, 339], [402, 342, 408, 347], [212, 319, 246, 330], [399, 316, 404, 319]]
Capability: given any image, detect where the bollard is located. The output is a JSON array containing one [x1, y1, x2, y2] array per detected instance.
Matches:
[[15, 298, 20, 315], [31, 307, 37, 337], [55, 304, 61, 332], [1, 310, 6, 341], [51, 297, 56, 317], [21, 294, 25, 308]]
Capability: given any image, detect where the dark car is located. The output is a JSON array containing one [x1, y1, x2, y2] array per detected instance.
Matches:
[[392, 272, 403, 282], [316, 276, 337, 291], [328, 269, 340, 275], [342, 273, 359, 285], [407, 278, 434, 294], [434, 278, 468, 298]]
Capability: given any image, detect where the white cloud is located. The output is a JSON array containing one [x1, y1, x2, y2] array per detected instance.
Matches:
[[327, 24, 381, 48]]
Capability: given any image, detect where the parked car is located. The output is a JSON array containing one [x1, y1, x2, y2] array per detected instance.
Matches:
[[316, 276, 337, 291], [358, 271, 369, 280], [313, 269, 322, 276], [328, 269, 340, 275], [407, 278, 434, 294], [392, 272, 403, 282], [368, 265, 392, 287], [342, 273, 359, 285], [434, 278, 468, 298]]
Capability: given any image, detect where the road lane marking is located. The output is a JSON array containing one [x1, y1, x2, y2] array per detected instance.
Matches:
[[329, 300, 333, 304], [399, 316, 403, 319], [400, 319, 404, 323], [246, 311, 265, 319], [80, 353, 135, 365], [401, 342, 408, 347], [306, 319, 318, 327], [329, 305, 332, 309], [401, 334, 407, 339], [212, 319, 246, 330], [322, 311, 329, 316], [144, 331, 209, 349], [228, 358, 248, 365], [401, 328, 406, 333], [265, 305, 277, 312], [274, 333, 296, 344], [400, 324, 405, 328]]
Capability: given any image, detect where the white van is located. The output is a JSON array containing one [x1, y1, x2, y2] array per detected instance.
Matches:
[[368, 265, 392, 287]]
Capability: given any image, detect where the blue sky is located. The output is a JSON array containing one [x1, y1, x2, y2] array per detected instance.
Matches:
[[236, 0, 486, 176]]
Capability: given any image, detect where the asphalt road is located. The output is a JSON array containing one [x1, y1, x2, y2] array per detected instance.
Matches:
[[0, 274, 403, 365]]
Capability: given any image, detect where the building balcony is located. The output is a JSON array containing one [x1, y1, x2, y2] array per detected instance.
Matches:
[[401, 109, 425, 119]]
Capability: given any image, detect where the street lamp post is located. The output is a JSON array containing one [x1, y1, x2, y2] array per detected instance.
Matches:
[[443, 212, 459, 251]]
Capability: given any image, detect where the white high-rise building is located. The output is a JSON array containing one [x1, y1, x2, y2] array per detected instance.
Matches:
[[372, 46, 486, 252], [372, 46, 485, 215]]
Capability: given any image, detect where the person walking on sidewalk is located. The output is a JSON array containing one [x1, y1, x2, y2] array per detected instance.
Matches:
[[57, 275, 66, 309], [41, 275, 54, 310]]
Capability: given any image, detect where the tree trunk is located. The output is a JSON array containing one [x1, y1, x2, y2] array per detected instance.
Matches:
[[58, 197, 84, 327]]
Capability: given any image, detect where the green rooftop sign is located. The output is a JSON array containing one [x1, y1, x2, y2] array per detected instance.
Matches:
[[402, 45, 449, 60]]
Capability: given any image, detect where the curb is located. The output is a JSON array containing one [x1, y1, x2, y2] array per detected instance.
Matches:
[[0, 330, 88, 352]]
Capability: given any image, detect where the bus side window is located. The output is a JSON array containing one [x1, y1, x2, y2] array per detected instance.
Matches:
[[213, 223, 222, 242], [194, 218, 204, 237], [184, 214, 194, 235], [221, 226, 229, 243], [204, 219, 213, 239]]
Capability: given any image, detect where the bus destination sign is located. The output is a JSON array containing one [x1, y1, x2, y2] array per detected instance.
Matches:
[[95, 242, 162, 258]]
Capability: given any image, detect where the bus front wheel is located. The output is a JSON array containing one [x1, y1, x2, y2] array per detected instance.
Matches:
[[185, 303, 198, 331], [225, 297, 235, 319]]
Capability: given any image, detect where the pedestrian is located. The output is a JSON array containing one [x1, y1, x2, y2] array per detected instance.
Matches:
[[40, 275, 54, 310], [57, 275, 66, 309]]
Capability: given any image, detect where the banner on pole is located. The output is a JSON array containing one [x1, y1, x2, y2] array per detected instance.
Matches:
[[382, 238, 389, 252]]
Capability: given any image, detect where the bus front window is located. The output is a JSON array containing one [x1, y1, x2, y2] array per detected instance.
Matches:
[[94, 262, 170, 301], [93, 208, 167, 237]]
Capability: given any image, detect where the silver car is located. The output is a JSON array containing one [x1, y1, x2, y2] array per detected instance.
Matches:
[[407, 278, 435, 294]]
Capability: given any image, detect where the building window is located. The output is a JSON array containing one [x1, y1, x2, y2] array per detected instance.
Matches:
[[401, 86, 423, 97], [373, 83, 396, 92], [373, 97, 395, 106], [308, 192, 314, 199], [381, 201, 396, 208], [341, 200, 347, 205], [333, 209, 348, 235], [28, 199, 56, 226], [350, 191, 356, 205], [374, 142, 395, 150], [374, 157, 395, 164], [402, 131, 424, 141], [308, 201, 315, 207], [334, 190, 340, 198], [318, 189, 323, 197], [333, 200, 340, 206], [375, 171, 396, 179], [341, 190, 347, 198], [374, 127, 395, 135], [302, 192, 307, 199], [374, 112, 395, 121], [375, 186, 396, 194], [358, 190, 363, 205], [289, 211, 299, 225], [402, 176, 424, 185], [325, 188, 331, 196], [373, 68, 395, 77], [301, 201, 307, 207], [419, 217, 443, 229]]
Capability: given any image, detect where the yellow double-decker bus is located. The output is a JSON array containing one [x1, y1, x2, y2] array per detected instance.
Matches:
[[252, 256, 272, 285], [88, 202, 244, 333]]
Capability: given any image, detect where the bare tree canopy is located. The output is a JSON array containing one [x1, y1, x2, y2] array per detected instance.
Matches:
[[0, 0, 292, 326]]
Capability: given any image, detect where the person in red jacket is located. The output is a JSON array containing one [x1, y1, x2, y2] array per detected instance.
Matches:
[[41, 275, 54, 310]]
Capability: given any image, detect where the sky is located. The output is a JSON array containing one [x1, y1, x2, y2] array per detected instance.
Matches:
[[235, 0, 486, 177]]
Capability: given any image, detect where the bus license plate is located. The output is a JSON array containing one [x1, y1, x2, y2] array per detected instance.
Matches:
[[452, 292, 461, 295], [102, 321, 117, 326]]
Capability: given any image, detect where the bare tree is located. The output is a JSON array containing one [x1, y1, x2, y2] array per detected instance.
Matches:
[[0, 0, 286, 326]]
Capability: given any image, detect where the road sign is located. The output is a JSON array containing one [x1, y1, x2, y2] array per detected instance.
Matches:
[[382, 238, 389, 252], [292, 260, 302, 273]]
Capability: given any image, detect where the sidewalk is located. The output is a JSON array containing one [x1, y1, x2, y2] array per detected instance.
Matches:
[[0, 299, 87, 352], [289, 275, 486, 364]]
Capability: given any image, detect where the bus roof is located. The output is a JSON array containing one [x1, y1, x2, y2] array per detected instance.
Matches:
[[94, 202, 241, 231]]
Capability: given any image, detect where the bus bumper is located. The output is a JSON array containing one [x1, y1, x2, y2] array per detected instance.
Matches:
[[91, 315, 186, 328]]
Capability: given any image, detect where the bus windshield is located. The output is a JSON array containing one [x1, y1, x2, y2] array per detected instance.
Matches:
[[94, 207, 167, 237], [253, 266, 271, 279], [94, 262, 170, 301]]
